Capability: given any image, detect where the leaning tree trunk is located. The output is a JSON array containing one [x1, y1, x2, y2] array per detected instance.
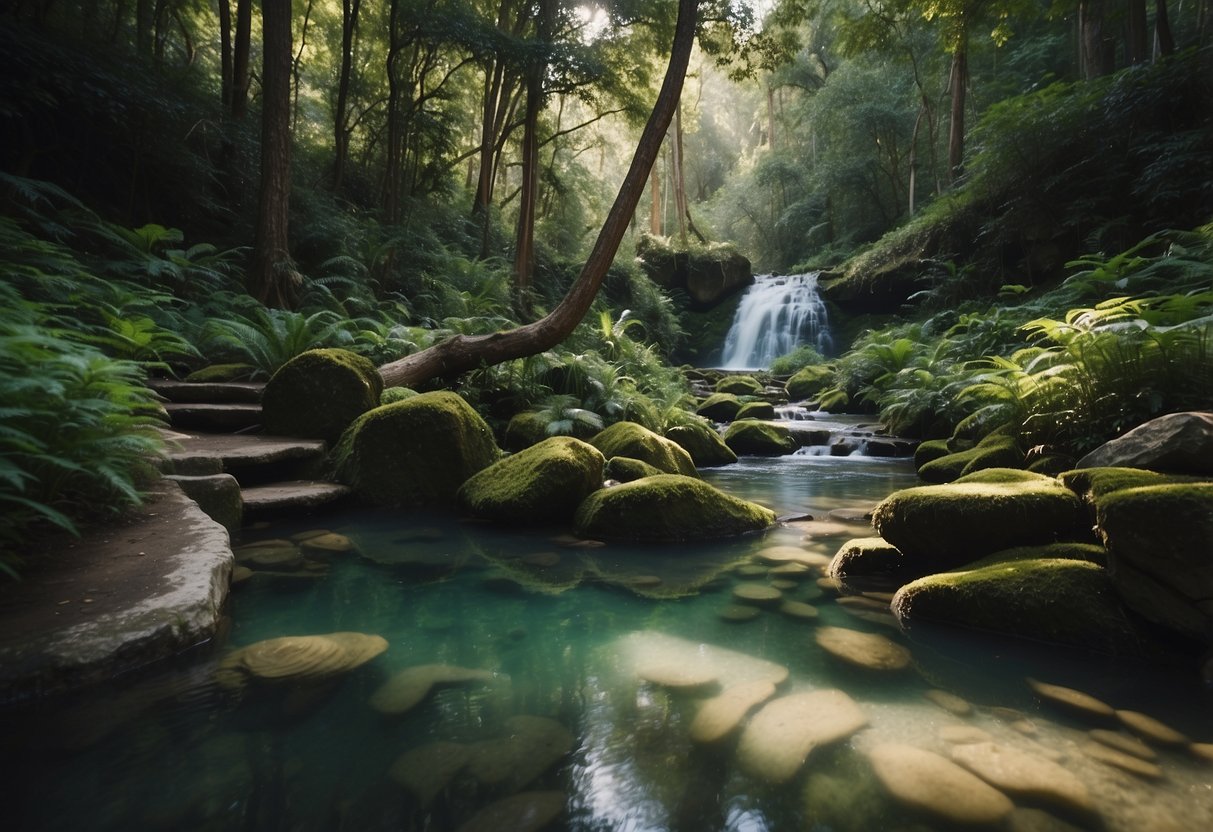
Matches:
[[378, 0, 698, 388], [946, 39, 967, 182]]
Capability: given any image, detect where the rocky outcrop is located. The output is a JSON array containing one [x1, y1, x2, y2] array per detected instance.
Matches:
[[636, 236, 753, 310], [1077, 411, 1213, 475], [723, 420, 798, 456], [589, 421, 697, 477]]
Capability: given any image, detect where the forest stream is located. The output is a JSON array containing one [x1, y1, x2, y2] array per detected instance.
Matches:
[[2, 448, 1211, 832]]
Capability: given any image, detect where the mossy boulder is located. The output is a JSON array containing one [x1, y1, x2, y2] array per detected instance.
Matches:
[[503, 411, 549, 451], [723, 420, 798, 456], [1027, 454, 1075, 476], [716, 375, 764, 396], [457, 437, 604, 525], [1058, 466, 1177, 501], [736, 401, 777, 420], [696, 393, 743, 422], [872, 479, 1085, 572], [573, 474, 775, 542], [913, 438, 952, 469], [917, 436, 1024, 483], [665, 422, 738, 467], [261, 349, 383, 444], [892, 558, 1144, 654], [785, 365, 834, 401], [967, 542, 1108, 569], [589, 421, 697, 476], [335, 391, 501, 506], [1095, 483, 1213, 640], [380, 387, 418, 405], [605, 456, 665, 482], [953, 468, 1055, 485], [827, 538, 916, 583]]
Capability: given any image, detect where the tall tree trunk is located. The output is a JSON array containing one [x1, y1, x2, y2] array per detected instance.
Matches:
[[135, 0, 153, 55], [332, 0, 361, 192], [218, 0, 232, 107], [379, 0, 698, 388], [250, 0, 300, 309], [1155, 0, 1175, 57], [672, 101, 688, 245], [1079, 0, 1115, 79], [946, 38, 967, 182], [1126, 0, 1149, 64], [766, 84, 776, 150], [231, 0, 252, 119], [649, 159, 662, 236]]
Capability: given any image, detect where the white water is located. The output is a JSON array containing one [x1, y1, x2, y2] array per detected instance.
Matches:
[[720, 272, 833, 369]]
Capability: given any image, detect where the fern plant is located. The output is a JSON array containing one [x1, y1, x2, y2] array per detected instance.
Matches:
[[202, 308, 346, 378]]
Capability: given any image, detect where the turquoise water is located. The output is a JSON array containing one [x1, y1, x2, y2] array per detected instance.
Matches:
[[4, 455, 1212, 831]]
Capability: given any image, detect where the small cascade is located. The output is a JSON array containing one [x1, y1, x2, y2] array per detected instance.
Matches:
[[719, 272, 833, 369]]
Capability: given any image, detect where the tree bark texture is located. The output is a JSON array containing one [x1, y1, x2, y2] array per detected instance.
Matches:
[[218, 0, 232, 107], [249, 0, 300, 309], [378, 0, 698, 389], [231, 0, 252, 119], [946, 40, 967, 182], [1155, 0, 1175, 57], [332, 0, 361, 192], [1126, 0, 1149, 64]]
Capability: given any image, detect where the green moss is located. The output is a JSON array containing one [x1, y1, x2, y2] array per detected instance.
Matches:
[[380, 386, 418, 405], [917, 436, 1023, 483], [605, 456, 664, 482], [966, 542, 1108, 569], [589, 421, 697, 476], [913, 438, 952, 469], [1027, 454, 1075, 476], [1058, 467, 1175, 501], [573, 474, 775, 542], [184, 363, 256, 382], [736, 401, 777, 420], [261, 348, 383, 444], [504, 411, 550, 452], [827, 537, 910, 581], [456, 437, 604, 525], [785, 365, 834, 400], [818, 389, 849, 411], [722, 419, 798, 456], [665, 422, 737, 468], [696, 392, 743, 421], [954, 468, 1054, 485], [336, 391, 501, 506], [872, 479, 1085, 571], [1095, 483, 1213, 575], [715, 375, 764, 396], [892, 558, 1143, 654]]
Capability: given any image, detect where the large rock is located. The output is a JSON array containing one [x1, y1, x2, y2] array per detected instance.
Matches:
[[785, 365, 833, 401], [723, 420, 798, 456], [1095, 483, 1213, 641], [1076, 411, 1213, 474], [690, 680, 777, 743], [736, 689, 868, 783], [573, 475, 775, 542], [665, 422, 737, 467], [261, 348, 383, 443], [814, 626, 912, 671], [695, 392, 744, 422], [588, 421, 697, 477], [827, 537, 914, 583], [716, 375, 764, 396], [892, 558, 1143, 654], [872, 478, 1085, 571], [686, 247, 753, 309], [917, 435, 1024, 483], [457, 437, 604, 525], [334, 391, 500, 506]]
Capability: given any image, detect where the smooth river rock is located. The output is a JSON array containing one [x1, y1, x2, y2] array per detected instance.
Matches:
[[1115, 709, 1189, 745], [950, 741, 1096, 821], [924, 688, 973, 716], [388, 741, 472, 806], [1027, 678, 1114, 722], [466, 716, 574, 791], [867, 743, 1015, 826], [815, 626, 911, 672], [1080, 740, 1164, 779], [454, 791, 565, 832], [737, 689, 868, 783], [732, 582, 784, 607], [689, 681, 778, 743], [369, 664, 495, 715], [1088, 729, 1157, 761]]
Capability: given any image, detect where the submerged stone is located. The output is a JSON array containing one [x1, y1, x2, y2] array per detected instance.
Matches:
[[388, 741, 472, 806], [1088, 729, 1157, 761], [466, 716, 574, 792], [732, 582, 783, 607], [814, 626, 911, 672], [719, 604, 763, 622], [950, 741, 1096, 821], [924, 688, 973, 717], [689, 680, 778, 743], [1079, 741, 1164, 779], [1115, 709, 1189, 746], [1027, 678, 1115, 722], [867, 744, 1014, 826], [573, 474, 774, 542], [217, 632, 388, 688], [454, 791, 565, 832], [737, 689, 868, 783], [369, 664, 495, 715]]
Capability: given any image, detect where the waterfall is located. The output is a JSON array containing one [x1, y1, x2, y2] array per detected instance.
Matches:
[[719, 272, 833, 369]]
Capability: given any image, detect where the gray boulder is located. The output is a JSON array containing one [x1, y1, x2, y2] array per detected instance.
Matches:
[[1077, 411, 1213, 475]]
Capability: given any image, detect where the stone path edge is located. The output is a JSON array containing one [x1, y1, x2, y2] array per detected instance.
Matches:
[[0, 480, 233, 705]]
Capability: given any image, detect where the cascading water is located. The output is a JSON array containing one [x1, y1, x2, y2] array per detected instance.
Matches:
[[719, 272, 833, 369]]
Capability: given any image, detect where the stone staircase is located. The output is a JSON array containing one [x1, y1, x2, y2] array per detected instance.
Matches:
[[150, 379, 352, 531]]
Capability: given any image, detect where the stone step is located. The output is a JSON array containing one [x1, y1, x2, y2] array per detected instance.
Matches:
[[241, 481, 353, 521], [149, 379, 265, 404], [163, 403, 263, 432], [160, 430, 328, 487]]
